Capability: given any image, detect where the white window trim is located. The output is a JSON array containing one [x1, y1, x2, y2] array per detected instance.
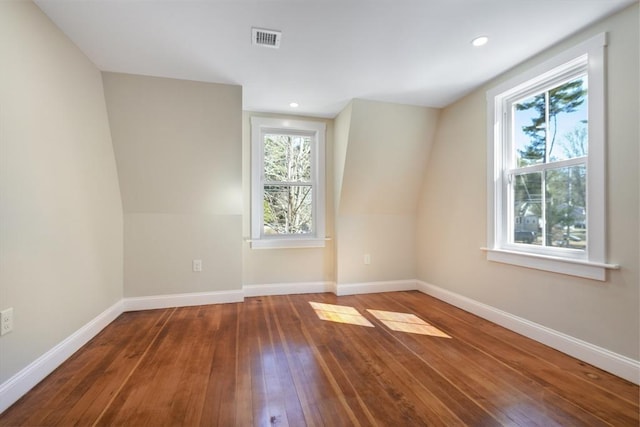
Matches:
[[250, 117, 326, 249], [485, 33, 618, 281]]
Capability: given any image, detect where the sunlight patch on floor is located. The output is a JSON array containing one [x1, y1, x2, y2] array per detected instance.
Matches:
[[309, 302, 374, 327], [367, 309, 451, 338]]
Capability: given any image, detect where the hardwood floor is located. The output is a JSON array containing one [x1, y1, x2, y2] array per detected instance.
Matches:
[[1, 291, 638, 426]]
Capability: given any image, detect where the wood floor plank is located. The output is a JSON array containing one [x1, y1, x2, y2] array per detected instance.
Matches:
[[388, 291, 639, 426], [321, 295, 500, 426], [402, 291, 639, 412], [64, 309, 175, 427], [263, 298, 324, 426], [251, 297, 292, 427], [359, 293, 610, 427], [1, 291, 637, 427], [295, 293, 484, 426], [0, 309, 171, 427], [272, 295, 351, 426], [92, 307, 185, 426], [275, 297, 377, 426], [344, 298, 534, 426], [156, 306, 211, 426], [184, 303, 236, 427], [399, 291, 639, 405], [262, 297, 314, 427], [234, 301, 255, 427], [284, 295, 371, 426]]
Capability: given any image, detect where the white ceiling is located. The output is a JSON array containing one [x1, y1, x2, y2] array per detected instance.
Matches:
[[36, 0, 636, 118]]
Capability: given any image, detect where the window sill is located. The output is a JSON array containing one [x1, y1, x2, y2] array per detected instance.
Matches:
[[248, 237, 328, 249], [481, 247, 619, 281]]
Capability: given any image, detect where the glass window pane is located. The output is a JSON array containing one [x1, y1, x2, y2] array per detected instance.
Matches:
[[513, 172, 542, 245], [548, 76, 588, 162], [263, 185, 313, 235], [545, 165, 587, 250], [514, 94, 546, 166], [264, 134, 312, 182]]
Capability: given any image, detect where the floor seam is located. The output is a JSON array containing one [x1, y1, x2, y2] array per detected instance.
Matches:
[[90, 308, 176, 426]]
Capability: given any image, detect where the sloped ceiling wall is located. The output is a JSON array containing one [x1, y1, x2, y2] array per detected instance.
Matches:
[[334, 99, 439, 284], [333, 101, 352, 213], [103, 72, 243, 297], [0, 2, 123, 384]]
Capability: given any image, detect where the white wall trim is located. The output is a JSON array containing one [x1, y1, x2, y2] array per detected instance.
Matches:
[[416, 280, 639, 385], [0, 300, 124, 414], [244, 281, 335, 297], [122, 290, 244, 312], [335, 279, 418, 296]]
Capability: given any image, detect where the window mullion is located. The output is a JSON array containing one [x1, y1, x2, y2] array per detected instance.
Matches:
[[541, 170, 547, 247], [263, 181, 313, 186], [510, 156, 587, 175], [545, 91, 550, 164], [508, 172, 515, 245]]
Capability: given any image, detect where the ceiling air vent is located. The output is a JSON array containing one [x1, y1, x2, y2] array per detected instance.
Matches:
[[252, 28, 281, 48]]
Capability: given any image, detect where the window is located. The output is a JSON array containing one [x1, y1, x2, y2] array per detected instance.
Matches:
[[485, 33, 617, 280], [251, 117, 326, 249]]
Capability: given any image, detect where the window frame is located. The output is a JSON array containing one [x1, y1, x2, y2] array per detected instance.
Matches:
[[485, 33, 618, 280], [250, 117, 326, 249]]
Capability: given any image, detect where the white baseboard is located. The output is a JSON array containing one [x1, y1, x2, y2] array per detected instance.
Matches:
[[335, 279, 417, 296], [123, 290, 244, 312], [417, 280, 640, 385], [3, 279, 637, 416], [0, 300, 123, 414], [244, 281, 335, 297]]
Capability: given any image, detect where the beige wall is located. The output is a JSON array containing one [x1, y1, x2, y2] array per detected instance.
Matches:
[[241, 112, 335, 285], [336, 100, 439, 284], [102, 73, 243, 296], [0, 2, 123, 383], [417, 4, 639, 359]]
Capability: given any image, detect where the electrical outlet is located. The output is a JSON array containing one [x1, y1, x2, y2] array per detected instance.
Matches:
[[364, 254, 371, 265], [1, 308, 13, 336], [192, 259, 202, 272]]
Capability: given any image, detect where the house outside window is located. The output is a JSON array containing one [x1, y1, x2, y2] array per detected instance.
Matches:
[[250, 117, 326, 249], [485, 33, 617, 280]]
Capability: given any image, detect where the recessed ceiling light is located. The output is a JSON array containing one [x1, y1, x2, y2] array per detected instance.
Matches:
[[472, 36, 489, 47], [289, 102, 299, 108]]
